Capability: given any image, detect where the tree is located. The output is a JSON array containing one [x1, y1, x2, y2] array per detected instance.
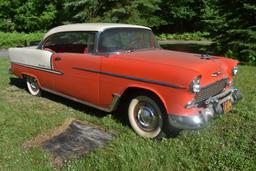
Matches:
[[0, 0, 60, 32], [204, 0, 256, 64], [63, 0, 165, 28], [158, 0, 211, 32]]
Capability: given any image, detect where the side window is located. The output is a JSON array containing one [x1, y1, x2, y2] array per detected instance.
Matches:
[[43, 32, 96, 54]]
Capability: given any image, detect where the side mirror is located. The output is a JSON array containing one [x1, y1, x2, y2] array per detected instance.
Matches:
[[29, 41, 41, 46]]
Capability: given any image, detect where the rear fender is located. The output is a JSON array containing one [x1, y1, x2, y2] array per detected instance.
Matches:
[[8, 48, 53, 69], [21, 72, 42, 88]]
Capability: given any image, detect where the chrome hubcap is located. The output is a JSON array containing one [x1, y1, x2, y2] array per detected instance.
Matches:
[[136, 104, 160, 131], [29, 78, 38, 91]]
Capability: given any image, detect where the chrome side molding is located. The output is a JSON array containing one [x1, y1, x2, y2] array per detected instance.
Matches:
[[41, 87, 120, 112]]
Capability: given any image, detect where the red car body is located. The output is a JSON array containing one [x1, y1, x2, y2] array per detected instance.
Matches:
[[9, 24, 242, 138]]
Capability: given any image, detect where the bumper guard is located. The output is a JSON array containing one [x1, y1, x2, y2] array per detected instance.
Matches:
[[168, 87, 242, 129]]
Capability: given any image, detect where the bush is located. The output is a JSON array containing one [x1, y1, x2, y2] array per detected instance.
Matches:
[[0, 31, 210, 49], [0, 32, 44, 49], [156, 32, 210, 41]]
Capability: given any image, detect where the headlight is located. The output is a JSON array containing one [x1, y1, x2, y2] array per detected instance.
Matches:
[[190, 76, 201, 93], [232, 66, 238, 76]]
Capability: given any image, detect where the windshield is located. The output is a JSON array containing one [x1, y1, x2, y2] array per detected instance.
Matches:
[[98, 28, 160, 53]]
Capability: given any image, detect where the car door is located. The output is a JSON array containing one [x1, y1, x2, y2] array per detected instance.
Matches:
[[52, 53, 101, 105], [43, 31, 101, 105]]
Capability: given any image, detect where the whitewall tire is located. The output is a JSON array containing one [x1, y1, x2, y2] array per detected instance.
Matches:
[[26, 76, 41, 96], [128, 95, 164, 138]]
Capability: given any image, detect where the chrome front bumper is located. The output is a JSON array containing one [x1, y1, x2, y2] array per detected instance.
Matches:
[[168, 87, 242, 129]]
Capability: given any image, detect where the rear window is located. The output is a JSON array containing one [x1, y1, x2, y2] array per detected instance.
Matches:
[[43, 32, 96, 54]]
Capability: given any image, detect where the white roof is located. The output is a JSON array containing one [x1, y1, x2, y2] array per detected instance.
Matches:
[[44, 23, 151, 39]]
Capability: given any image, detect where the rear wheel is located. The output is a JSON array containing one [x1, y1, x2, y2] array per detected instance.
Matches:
[[26, 76, 41, 96], [128, 95, 165, 138]]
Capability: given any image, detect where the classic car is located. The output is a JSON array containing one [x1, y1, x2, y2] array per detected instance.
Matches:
[[8, 23, 242, 138]]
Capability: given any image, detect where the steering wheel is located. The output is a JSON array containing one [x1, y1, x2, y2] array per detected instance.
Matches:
[[126, 37, 143, 50]]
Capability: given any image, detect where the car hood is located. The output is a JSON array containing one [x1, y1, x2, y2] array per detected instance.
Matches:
[[112, 49, 237, 86]]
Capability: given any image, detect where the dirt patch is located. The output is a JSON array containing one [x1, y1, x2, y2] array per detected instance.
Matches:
[[23, 118, 115, 168]]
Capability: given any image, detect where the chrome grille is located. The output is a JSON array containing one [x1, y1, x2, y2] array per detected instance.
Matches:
[[195, 78, 228, 103]]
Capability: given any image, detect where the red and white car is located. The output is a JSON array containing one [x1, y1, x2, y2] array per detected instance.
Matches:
[[9, 23, 242, 138]]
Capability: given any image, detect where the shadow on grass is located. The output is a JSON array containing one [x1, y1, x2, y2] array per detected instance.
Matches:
[[9, 77, 26, 90], [9, 77, 129, 127]]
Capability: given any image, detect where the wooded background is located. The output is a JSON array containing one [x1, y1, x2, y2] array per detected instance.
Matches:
[[0, 0, 255, 64]]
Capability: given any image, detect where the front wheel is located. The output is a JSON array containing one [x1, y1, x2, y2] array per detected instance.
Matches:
[[26, 76, 41, 96], [128, 95, 165, 139]]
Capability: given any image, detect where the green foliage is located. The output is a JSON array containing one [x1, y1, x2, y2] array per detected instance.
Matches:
[[0, 0, 255, 64], [156, 32, 210, 41], [0, 0, 214, 32], [0, 32, 44, 48], [158, 0, 211, 32], [0, 0, 61, 32], [203, 0, 256, 64], [64, 0, 165, 28]]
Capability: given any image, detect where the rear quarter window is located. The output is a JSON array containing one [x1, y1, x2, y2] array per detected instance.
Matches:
[[43, 32, 96, 54]]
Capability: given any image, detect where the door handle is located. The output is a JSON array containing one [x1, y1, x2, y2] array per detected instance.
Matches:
[[55, 57, 62, 61]]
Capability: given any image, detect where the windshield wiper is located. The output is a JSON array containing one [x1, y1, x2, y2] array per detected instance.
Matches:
[[128, 48, 160, 52], [112, 49, 132, 54], [113, 48, 160, 54]]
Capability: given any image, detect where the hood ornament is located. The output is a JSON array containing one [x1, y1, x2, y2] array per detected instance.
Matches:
[[212, 71, 221, 77], [201, 54, 212, 59]]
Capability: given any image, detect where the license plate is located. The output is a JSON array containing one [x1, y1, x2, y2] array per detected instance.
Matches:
[[222, 100, 233, 113]]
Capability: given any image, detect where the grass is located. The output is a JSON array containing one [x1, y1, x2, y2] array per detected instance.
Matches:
[[0, 56, 256, 170]]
